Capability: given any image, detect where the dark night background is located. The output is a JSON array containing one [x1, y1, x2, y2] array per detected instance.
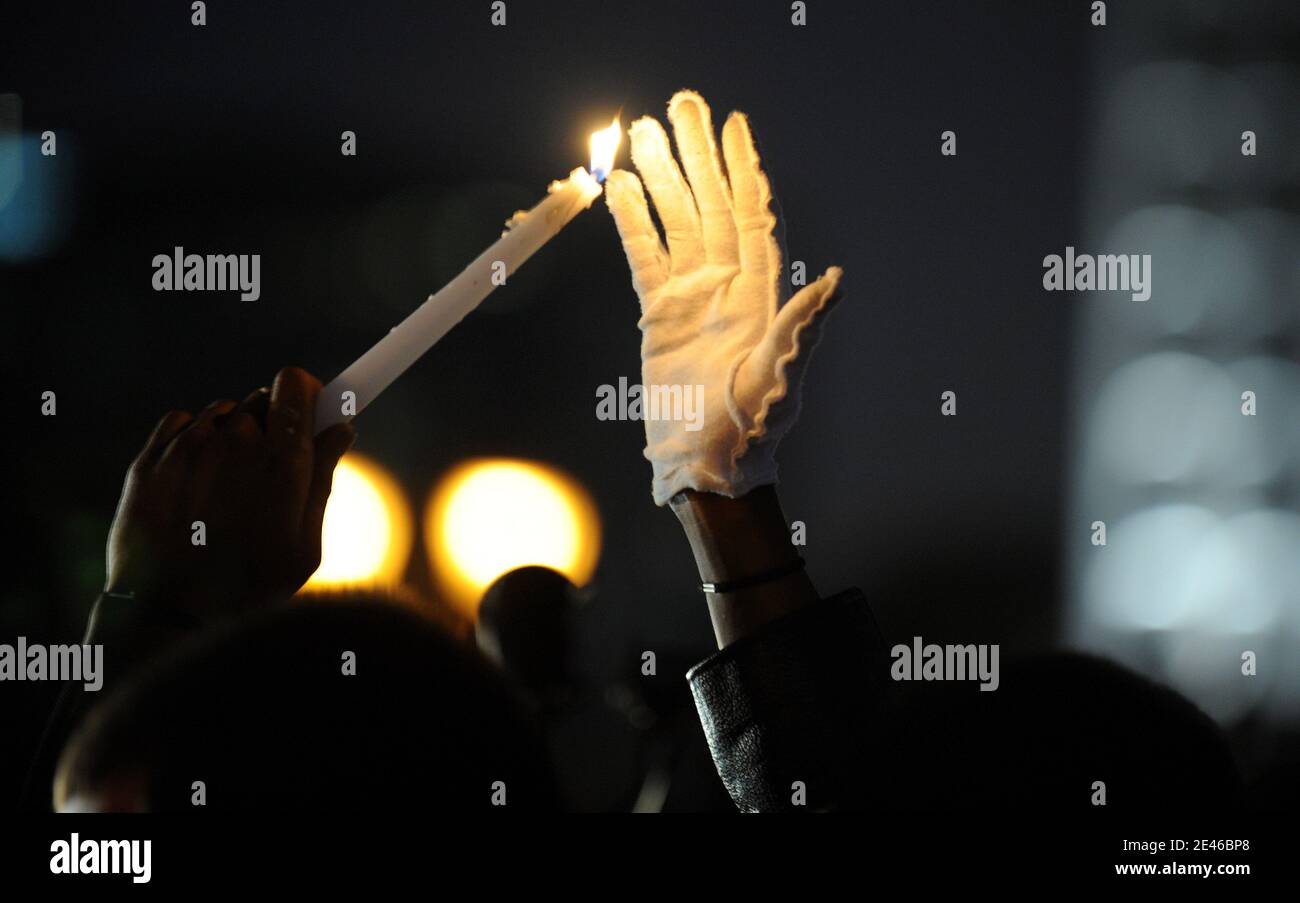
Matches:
[[1, 0, 1295, 811]]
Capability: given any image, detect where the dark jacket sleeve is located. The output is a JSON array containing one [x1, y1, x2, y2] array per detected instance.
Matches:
[[687, 589, 1246, 812], [686, 589, 892, 812]]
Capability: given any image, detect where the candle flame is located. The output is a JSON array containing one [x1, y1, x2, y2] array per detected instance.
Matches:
[[589, 117, 622, 183]]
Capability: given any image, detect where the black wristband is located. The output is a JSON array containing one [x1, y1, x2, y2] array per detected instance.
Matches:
[[700, 557, 806, 594]]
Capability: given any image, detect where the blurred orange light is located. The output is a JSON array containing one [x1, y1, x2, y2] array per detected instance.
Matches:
[[425, 458, 601, 616], [302, 453, 414, 591]]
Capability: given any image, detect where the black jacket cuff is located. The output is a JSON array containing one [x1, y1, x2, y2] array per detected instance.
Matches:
[[686, 588, 892, 812]]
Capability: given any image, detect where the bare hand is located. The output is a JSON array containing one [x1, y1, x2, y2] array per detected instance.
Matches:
[[104, 367, 355, 622]]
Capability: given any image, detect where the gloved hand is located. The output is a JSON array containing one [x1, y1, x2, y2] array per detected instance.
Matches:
[[605, 90, 843, 505]]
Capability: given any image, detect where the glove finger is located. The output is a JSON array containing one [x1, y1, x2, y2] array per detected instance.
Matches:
[[667, 90, 739, 268], [629, 115, 705, 276], [721, 111, 781, 280], [735, 266, 842, 417], [605, 169, 670, 298]]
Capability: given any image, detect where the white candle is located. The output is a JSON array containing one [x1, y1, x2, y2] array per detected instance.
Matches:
[[315, 119, 622, 434]]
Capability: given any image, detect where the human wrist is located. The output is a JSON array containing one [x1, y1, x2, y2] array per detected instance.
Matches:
[[669, 485, 819, 648], [669, 485, 801, 583]]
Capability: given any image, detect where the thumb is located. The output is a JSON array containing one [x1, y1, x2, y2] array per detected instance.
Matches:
[[735, 266, 843, 415]]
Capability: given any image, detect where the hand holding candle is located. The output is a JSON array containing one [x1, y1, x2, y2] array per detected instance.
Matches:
[[314, 118, 623, 434]]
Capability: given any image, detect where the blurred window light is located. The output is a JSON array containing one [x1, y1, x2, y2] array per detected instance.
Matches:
[[1087, 351, 1250, 486], [1100, 62, 1265, 189], [1069, 5, 1300, 727], [1224, 209, 1300, 338], [1178, 510, 1300, 636], [1225, 356, 1300, 479], [302, 453, 414, 591], [425, 458, 601, 617], [1104, 206, 1261, 338], [1084, 504, 1220, 632], [1161, 630, 1270, 724]]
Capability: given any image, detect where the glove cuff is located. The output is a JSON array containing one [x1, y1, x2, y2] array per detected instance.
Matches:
[[649, 444, 780, 506]]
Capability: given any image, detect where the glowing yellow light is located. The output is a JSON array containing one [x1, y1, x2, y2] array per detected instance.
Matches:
[[426, 458, 602, 616], [302, 453, 414, 591], [589, 117, 622, 180]]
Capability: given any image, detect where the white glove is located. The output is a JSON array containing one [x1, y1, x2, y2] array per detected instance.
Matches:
[[605, 90, 843, 505]]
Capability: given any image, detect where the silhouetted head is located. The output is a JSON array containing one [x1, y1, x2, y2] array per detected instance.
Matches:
[[476, 566, 579, 700], [55, 593, 558, 811]]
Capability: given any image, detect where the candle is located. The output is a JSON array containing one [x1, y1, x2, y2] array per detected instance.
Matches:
[[315, 118, 622, 434]]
